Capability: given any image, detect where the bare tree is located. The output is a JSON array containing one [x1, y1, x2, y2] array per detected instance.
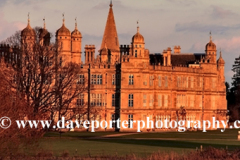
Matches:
[[0, 60, 45, 158], [0, 27, 44, 47], [0, 30, 21, 47], [1, 28, 87, 128]]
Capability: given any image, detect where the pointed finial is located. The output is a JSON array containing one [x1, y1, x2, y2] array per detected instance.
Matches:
[[209, 31, 212, 41], [75, 17, 77, 30], [28, 12, 30, 25], [110, 0, 113, 7], [220, 48, 222, 58], [137, 20, 139, 33], [43, 17, 46, 29], [62, 13, 65, 25]]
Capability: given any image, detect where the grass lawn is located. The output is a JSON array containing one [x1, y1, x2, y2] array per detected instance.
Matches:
[[35, 129, 240, 157], [118, 129, 240, 140], [40, 138, 191, 157], [44, 131, 119, 138]]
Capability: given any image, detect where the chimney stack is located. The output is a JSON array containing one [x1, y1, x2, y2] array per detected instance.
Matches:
[[174, 46, 181, 54]]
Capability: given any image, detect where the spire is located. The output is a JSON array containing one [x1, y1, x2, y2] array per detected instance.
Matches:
[[100, 1, 119, 52], [43, 17, 46, 29], [220, 48, 222, 58]]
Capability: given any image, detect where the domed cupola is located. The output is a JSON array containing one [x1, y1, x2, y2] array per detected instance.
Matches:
[[131, 24, 145, 58], [39, 19, 49, 38], [205, 32, 217, 63], [56, 15, 71, 37], [71, 19, 82, 38], [21, 13, 36, 39], [205, 32, 216, 51], [132, 26, 144, 43], [39, 18, 50, 46], [217, 50, 225, 65]]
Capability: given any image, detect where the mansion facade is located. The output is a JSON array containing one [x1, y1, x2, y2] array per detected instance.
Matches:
[[0, 2, 227, 131]]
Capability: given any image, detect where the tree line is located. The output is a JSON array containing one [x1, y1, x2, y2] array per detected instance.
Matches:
[[226, 55, 240, 121]]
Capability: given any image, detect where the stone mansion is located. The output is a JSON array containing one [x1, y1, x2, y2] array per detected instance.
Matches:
[[0, 2, 227, 131]]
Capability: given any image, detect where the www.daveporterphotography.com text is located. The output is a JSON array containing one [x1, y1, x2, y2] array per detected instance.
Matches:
[[1, 117, 237, 132]]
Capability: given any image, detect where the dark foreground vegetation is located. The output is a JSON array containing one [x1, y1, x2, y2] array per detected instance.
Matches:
[[4, 147, 240, 160]]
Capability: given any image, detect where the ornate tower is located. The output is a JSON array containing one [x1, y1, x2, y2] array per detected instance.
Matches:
[[99, 1, 120, 63], [21, 13, 36, 47], [56, 14, 71, 64], [217, 50, 225, 81], [71, 18, 82, 64], [39, 18, 50, 46], [205, 33, 217, 63]]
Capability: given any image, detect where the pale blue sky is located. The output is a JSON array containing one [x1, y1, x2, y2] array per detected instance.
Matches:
[[1, 0, 240, 84]]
